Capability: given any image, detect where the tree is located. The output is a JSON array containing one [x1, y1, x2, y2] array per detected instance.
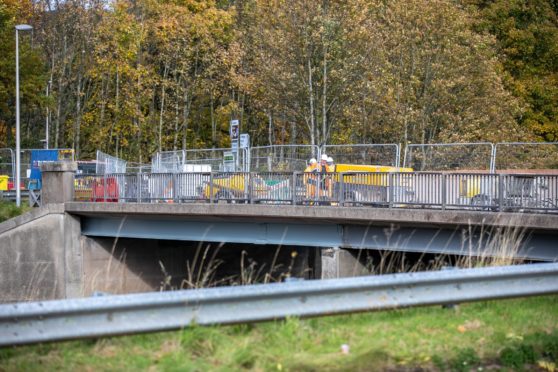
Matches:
[[470, 0, 558, 141], [0, 0, 46, 148]]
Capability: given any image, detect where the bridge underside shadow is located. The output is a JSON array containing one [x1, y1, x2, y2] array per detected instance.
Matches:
[[81, 237, 316, 295], [81, 215, 557, 262]]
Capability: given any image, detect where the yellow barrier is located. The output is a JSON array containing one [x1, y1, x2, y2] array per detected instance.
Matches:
[[0, 175, 8, 191]]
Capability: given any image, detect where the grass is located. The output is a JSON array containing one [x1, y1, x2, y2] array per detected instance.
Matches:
[[1, 295, 556, 371], [0, 200, 30, 223]]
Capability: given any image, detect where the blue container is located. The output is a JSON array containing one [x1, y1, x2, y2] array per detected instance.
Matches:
[[29, 149, 74, 189]]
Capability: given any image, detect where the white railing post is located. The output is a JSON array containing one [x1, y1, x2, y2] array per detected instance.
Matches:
[[442, 173, 447, 210]]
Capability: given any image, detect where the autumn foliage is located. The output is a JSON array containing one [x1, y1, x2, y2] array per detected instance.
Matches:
[[0, 0, 556, 161]]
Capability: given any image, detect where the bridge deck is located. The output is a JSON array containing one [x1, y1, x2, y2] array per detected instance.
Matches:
[[67, 202, 558, 261], [65, 202, 558, 231]]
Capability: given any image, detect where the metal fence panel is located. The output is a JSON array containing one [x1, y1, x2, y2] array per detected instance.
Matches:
[[390, 172, 443, 207], [501, 174, 558, 212], [144, 173, 176, 201], [209, 172, 251, 203], [96, 151, 127, 174], [250, 145, 319, 172], [151, 150, 186, 173], [403, 143, 494, 171], [444, 173, 499, 210], [294, 172, 337, 205], [175, 172, 211, 202], [126, 162, 152, 174], [0, 148, 14, 182], [71, 171, 558, 213], [338, 172, 390, 206], [495, 142, 558, 171], [323, 144, 400, 167], [250, 172, 294, 204], [184, 148, 230, 171]]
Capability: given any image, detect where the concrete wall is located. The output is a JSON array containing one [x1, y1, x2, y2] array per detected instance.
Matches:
[[82, 237, 186, 295], [81, 238, 315, 295], [0, 203, 322, 302], [0, 205, 68, 302]]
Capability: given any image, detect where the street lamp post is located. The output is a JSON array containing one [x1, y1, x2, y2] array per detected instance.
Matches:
[[15, 24, 33, 207]]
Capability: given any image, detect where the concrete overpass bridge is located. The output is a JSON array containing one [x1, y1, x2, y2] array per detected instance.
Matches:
[[71, 202, 557, 261], [1, 163, 557, 303]]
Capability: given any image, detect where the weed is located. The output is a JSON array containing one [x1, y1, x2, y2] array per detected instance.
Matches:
[[450, 347, 480, 372], [500, 344, 536, 370], [0, 200, 29, 223]]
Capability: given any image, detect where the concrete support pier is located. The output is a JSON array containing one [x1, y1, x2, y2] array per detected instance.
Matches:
[[40, 161, 77, 204], [319, 247, 371, 279]]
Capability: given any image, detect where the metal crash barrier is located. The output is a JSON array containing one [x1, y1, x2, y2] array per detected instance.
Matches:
[[1, 263, 557, 346]]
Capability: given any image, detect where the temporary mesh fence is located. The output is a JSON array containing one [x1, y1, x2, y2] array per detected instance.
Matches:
[[250, 145, 319, 172], [323, 144, 400, 167], [151, 150, 186, 173], [96, 150, 127, 174], [0, 149, 14, 180], [184, 148, 233, 171], [494, 142, 558, 171], [403, 143, 494, 171], [126, 162, 152, 174]]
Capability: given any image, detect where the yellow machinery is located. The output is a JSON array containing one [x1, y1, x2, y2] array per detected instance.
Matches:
[[201, 173, 290, 201], [304, 163, 413, 204]]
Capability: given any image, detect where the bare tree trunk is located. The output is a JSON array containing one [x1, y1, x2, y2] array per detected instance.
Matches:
[[108, 67, 119, 149], [74, 72, 82, 158], [54, 36, 68, 148], [173, 99, 180, 151], [158, 64, 169, 152], [99, 74, 106, 150], [322, 48, 328, 147], [181, 90, 191, 150], [210, 90, 216, 146], [268, 111, 273, 146], [307, 58, 315, 147]]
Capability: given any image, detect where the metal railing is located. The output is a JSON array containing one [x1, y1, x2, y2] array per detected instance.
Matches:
[[1, 262, 557, 346], [73, 171, 558, 213]]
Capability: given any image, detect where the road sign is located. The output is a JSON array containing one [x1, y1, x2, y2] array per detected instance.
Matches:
[[240, 134, 250, 149], [223, 151, 235, 172], [230, 120, 239, 141]]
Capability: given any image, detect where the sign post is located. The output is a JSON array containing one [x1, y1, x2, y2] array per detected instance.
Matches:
[[230, 120, 240, 170], [240, 134, 250, 171]]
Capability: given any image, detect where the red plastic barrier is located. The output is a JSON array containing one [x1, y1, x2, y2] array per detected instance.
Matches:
[[92, 177, 119, 202], [7, 181, 25, 190]]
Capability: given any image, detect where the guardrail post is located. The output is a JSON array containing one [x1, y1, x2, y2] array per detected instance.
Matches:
[[441, 173, 447, 210], [103, 173, 107, 202], [339, 173, 345, 206], [291, 172, 297, 205], [209, 172, 214, 204], [389, 173, 394, 208], [249, 172, 254, 204], [498, 174, 504, 212], [137, 173, 141, 203], [172, 173, 178, 203]]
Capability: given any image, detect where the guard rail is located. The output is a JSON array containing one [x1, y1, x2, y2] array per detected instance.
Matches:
[[1, 263, 557, 346]]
